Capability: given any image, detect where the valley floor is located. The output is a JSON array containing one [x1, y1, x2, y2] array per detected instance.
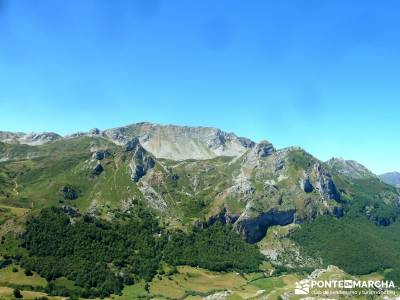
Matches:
[[0, 264, 398, 300]]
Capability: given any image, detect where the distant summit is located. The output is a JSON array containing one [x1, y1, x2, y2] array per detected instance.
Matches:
[[326, 157, 375, 179], [0, 131, 61, 145], [379, 172, 400, 188]]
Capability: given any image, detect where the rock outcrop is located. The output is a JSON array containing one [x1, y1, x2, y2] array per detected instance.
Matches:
[[206, 207, 239, 226], [312, 163, 341, 201], [204, 290, 232, 300], [124, 138, 156, 182], [300, 176, 314, 193], [254, 140, 275, 158], [123, 138, 140, 152], [237, 137, 255, 148], [60, 185, 78, 200], [92, 150, 111, 160], [228, 173, 255, 202], [138, 181, 167, 211], [91, 163, 104, 176], [236, 208, 295, 243], [244, 140, 275, 164]]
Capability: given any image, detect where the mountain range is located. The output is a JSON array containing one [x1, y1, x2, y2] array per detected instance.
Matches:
[[1, 122, 399, 241], [0, 122, 399, 299]]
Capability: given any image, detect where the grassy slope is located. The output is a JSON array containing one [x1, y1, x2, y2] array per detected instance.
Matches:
[[0, 137, 143, 214], [2, 137, 397, 227], [151, 156, 236, 222], [0, 264, 47, 287], [1, 265, 395, 300], [0, 136, 235, 221]]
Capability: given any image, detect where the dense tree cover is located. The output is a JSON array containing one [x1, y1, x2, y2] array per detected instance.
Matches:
[[164, 224, 263, 272], [292, 213, 400, 275], [21, 207, 163, 297], [18, 208, 263, 297], [345, 195, 400, 226]]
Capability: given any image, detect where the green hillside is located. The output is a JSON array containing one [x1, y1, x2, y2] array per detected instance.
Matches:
[[0, 124, 399, 299]]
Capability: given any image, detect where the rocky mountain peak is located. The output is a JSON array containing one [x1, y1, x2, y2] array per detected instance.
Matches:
[[102, 122, 255, 161], [326, 157, 375, 179], [244, 140, 275, 163], [254, 140, 275, 158]]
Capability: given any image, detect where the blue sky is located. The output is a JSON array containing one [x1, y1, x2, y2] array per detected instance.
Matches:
[[0, 0, 399, 174]]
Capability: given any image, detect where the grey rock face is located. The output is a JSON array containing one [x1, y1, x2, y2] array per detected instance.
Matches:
[[275, 159, 285, 171], [123, 138, 140, 152], [313, 163, 341, 201], [92, 163, 104, 176], [60, 185, 78, 200], [204, 290, 232, 300], [236, 208, 295, 243], [254, 140, 275, 158], [300, 177, 314, 193], [244, 140, 275, 164], [206, 207, 239, 226], [92, 150, 111, 160], [138, 181, 167, 211], [238, 137, 255, 148], [1, 123, 257, 161], [228, 173, 255, 202], [125, 138, 156, 182], [103, 122, 255, 160], [105, 127, 129, 144]]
